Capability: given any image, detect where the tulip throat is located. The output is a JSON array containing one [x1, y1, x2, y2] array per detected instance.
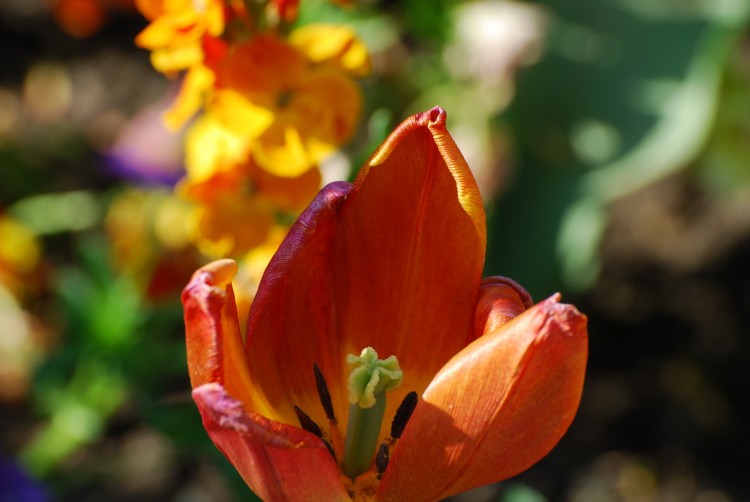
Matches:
[[343, 347, 403, 479]]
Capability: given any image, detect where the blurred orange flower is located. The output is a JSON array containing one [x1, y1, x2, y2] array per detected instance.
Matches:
[[135, 0, 226, 73], [211, 25, 369, 177], [289, 23, 371, 77], [270, 0, 299, 22], [179, 114, 321, 256], [134, 5, 370, 265], [53, 0, 136, 38]]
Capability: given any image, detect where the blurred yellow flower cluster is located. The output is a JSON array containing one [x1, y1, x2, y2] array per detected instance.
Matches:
[[0, 215, 41, 298], [134, 0, 370, 261], [0, 214, 49, 403]]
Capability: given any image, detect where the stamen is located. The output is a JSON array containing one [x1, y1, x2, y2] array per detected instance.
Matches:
[[313, 363, 336, 422], [375, 443, 389, 475], [293, 405, 323, 438], [312, 363, 346, 462], [390, 391, 418, 439]]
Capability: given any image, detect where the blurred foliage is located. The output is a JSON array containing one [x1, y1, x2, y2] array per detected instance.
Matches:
[[1, 0, 749, 500], [488, 0, 750, 297]]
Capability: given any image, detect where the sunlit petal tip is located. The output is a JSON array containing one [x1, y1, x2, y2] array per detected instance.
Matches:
[[475, 276, 535, 336], [425, 108, 486, 248], [360, 107, 486, 254], [193, 383, 350, 502], [189, 259, 238, 289], [181, 259, 238, 326], [420, 105, 446, 126], [366, 107, 447, 168]]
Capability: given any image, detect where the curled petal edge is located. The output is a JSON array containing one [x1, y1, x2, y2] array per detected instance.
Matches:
[[182, 258, 239, 389], [193, 383, 350, 502], [474, 276, 534, 337]]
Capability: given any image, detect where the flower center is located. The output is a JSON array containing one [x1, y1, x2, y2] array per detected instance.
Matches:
[[276, 89, 294, 109], [295, 348, 419, 489], [343, 347, 403, 479]]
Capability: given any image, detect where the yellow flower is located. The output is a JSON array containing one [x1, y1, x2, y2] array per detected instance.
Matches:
[[179, 114, 322, 256], [231, 225, 289, 334], [183, 113, 323, 213], [105, 188, 199, 299], [289, 23, 372, 77], [163, 63, 216, 130], [181, 163, 321, 257], [183, 113, 250, 183], [135, 0, 225, 74], [186, 191, 276, 258], [210, 25, 370, 177], [0, 215, 41, 299]]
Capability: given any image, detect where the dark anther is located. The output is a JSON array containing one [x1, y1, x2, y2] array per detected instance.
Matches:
[[313, 363, 336, 422], [375, 443, 389, 474], [293, 405, 323, 438], [323, 439, 337, 461], [390, 391, 418, 439]]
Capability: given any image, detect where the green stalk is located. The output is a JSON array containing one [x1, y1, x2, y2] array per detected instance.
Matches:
[[343, 392, 386, 478], [342, 347, 403, 479]]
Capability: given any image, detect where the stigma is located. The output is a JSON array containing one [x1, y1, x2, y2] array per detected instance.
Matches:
[[344, 347, 403, 478]]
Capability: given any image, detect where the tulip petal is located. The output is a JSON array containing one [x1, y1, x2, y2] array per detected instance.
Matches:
[[474, 276, 534, 336], [193, 383, 350, 502], [378, 295, 588, 501], [245, 182, 354, 426], [182, 259, 274, 417], [243, 109, 489, 435], [333, 107, 487, 396]]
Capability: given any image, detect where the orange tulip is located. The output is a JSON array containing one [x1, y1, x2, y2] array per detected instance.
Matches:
[[182, 107, 588, 501]]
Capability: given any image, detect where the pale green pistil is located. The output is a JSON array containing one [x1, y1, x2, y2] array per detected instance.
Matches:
[[343, 347, 403, 479]]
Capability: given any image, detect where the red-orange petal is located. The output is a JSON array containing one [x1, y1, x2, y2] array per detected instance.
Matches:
[[182, 259, 272, 416], [193, 383, 350, 502], [244, 182, 354, 426], [378, 295, 588, 501], [243, 108, 488, 435], [332, 106, 487, 400], [474, 276, 534, 337]]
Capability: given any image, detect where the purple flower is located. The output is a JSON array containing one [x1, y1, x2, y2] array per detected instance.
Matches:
[[0, 457, 48, 502]]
